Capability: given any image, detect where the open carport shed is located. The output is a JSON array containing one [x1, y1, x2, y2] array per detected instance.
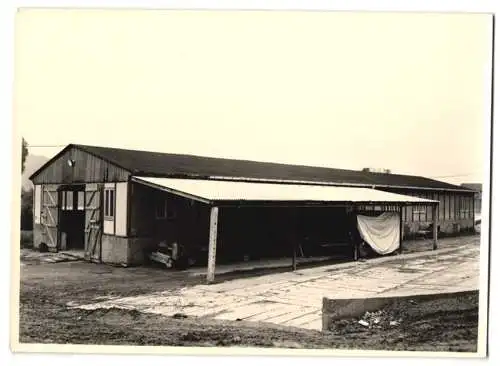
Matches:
[[132, 177, 438, 283], [31, 144, 470, 273]]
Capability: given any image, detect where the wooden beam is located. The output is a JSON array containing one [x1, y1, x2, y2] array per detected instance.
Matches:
[[131, 176, 212, 204], [433, 204, 438, 250], [472, 194, 475, 221], [352, 206, 359, 261], [291, 208, 298, 271], [113, 182, 117, 235], [207, 206, 219, 283], [99, 185, 104, 263]]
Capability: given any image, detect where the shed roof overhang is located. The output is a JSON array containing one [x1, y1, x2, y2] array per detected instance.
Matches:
[[131, 176, 438, 207]]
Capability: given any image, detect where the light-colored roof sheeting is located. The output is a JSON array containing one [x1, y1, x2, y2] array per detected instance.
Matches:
[[132, 176, 438, 204]]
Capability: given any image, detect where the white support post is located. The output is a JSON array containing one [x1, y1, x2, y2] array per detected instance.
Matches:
[[399, 205, 403, 254], [352, 205, 359, 261], [433, 204, 438, 250], [207, 206, 219, 283]]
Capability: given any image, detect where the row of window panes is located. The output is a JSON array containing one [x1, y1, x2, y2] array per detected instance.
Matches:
[[406, 193, 474, 222], [357, 205, 399, 212], [57, 189, 473, 222], [61, 191, 85, 211], [100, 189, 170, 220]]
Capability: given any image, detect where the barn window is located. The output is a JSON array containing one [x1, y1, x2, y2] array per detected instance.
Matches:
[[405, 205, 412, 222], [77, 191, 85, 211], [450, 195, 455, 220], [426, 198, 433, 221], [458, 195, 470, 219], [412, 206, 425, 222], [65, 191, 73, 210], [156, 199, 167, 219], [439, 194, 445, 220], [155, 198, 176, 220], [469, 196, 474, 219], [104, 188, 115, 219]]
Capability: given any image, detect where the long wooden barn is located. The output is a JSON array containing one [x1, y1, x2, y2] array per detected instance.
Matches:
[[29, 144, 476, 281]]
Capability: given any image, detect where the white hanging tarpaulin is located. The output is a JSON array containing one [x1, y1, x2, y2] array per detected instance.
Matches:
[[357, 212, 400, 255]]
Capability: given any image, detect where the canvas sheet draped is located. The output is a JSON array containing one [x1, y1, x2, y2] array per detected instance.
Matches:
[[356, 212, 400, 255]]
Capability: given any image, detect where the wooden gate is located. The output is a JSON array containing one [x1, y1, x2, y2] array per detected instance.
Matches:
[[41, 185, 59, 251], [84, 183, 103, 262]]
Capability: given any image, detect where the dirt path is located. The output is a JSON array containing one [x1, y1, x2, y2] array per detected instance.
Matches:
[[19, 280, 479, 351]]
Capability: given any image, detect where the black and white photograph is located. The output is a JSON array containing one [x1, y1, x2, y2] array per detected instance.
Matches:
[[9, 4, 493, 358]]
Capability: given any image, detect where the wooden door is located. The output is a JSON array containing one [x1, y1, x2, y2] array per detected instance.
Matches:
[[41, 185, 59, 251], [84, 183, 103, 262]]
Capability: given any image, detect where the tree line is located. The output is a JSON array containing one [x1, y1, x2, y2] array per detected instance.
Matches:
[[21, 138, 33, 231]]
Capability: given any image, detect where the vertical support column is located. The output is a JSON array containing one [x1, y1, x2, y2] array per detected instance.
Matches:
[[352, 205, 359, 261], [399, 205, 403, 254], [291, 207, 297, 271], [469, 193, 477, 233], [99, 185, 104, 263], [207, 206, 219, 283], [432, 203, 438, 250]]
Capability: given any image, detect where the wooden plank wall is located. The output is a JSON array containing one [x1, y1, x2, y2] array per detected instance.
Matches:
[[115, 182, 128, 236], [378, 187, 475, 224], [128, 182, 210, 251], [33, 184, 41, 224], [32, 146, 130, 184]]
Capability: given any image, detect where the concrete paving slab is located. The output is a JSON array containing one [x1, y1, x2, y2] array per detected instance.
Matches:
[[246, 305, 296, 322], [300, 319, 323, 330], [263, 306, 318, 324], [213, 302, 278, 321], [74, 237, 481, 332], [283, 311, 322, 328], [271, 296, 317, 307]]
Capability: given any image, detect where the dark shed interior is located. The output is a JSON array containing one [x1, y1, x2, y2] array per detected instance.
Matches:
[[129, 180, 360, 266], [206, 205, 356, 265]]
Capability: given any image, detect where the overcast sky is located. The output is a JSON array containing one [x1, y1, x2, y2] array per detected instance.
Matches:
[[14, 9, 492, 184]]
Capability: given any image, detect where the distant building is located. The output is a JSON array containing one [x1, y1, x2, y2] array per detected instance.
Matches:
[[461, 183, 482, 214]]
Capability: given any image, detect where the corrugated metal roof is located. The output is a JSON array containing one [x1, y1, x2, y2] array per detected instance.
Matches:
[[132, 176, 438, 205], [57, 144, 471, 192]]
